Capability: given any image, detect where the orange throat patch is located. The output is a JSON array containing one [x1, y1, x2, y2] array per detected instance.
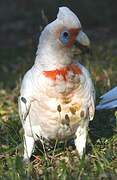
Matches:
[[43, 64, 82, 81]]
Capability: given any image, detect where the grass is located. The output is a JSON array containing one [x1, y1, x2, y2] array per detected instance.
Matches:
[[0, 38, 117, 179]]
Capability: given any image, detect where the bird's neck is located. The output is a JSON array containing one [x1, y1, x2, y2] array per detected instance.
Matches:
[[35, 46, 74, 71]]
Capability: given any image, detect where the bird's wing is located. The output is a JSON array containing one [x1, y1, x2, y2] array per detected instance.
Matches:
[[88, 90, 95, 121], [18, 69, 36, 125], [78, 63, 95, 121], [18, 96, 32, 125], [87, 72, 95, 121], [96, 86, 117, 110]]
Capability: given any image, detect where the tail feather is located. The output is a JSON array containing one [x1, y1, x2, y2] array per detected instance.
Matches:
[[96, 87, 117, 110]]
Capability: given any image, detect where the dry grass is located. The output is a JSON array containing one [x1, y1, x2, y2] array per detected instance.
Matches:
[[0, 38, 117, 179]]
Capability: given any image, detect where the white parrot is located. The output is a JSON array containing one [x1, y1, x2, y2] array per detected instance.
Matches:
[[96, 87, 117, 110], [18, 7, 95, 162]]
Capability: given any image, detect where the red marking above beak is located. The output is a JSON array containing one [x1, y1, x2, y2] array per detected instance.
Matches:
[[66, 28, 81, 48]]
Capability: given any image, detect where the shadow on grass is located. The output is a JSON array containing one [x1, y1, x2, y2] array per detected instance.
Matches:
[[89, 110, 116, 142]]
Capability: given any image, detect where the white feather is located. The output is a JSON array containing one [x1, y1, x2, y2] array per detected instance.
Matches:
[[57, 7, 81, 29]]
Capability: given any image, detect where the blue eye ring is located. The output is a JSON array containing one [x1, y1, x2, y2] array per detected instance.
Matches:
[[59, 30, 70, 44]]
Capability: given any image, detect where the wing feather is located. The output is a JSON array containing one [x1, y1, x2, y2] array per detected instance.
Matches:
[[18, 68, 35, 124], [18, 96, 31, 124], [78, 63, 95, 121]]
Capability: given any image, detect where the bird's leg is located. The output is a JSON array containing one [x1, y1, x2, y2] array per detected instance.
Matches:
[[75, 119, 88, 157], [23, 134, 35, 162]]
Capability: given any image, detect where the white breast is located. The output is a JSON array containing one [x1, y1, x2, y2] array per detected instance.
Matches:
[[25, 64, 94, 140]]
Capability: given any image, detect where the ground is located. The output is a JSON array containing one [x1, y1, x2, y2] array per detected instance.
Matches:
[[0, 35, 117, 179]]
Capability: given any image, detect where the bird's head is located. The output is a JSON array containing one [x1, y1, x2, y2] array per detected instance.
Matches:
[[36, 7, 90, 67]]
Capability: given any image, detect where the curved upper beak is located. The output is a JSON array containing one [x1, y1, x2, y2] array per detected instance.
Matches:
[[75, 31, 91, 54], [76, 31, 90, 47]]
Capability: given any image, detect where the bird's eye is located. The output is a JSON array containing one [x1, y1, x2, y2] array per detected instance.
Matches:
[[59, 30, 70, 44]]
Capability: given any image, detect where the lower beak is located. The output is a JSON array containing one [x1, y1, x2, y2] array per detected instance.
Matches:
[[75, 31, 91, 54]]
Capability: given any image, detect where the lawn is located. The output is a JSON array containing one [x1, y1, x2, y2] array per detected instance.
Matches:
[[0, 36, 117, 179]]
